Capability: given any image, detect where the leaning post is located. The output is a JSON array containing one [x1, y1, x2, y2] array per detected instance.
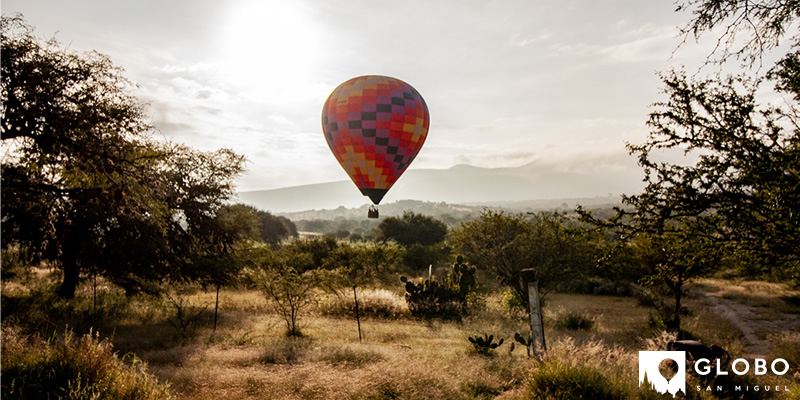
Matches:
[[520, 269, 546, 357]]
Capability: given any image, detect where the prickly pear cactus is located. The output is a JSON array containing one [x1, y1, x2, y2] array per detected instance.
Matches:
[[399, 256, 478, 320], [468, 332, 504, 355], [514, 332, 534, 357]]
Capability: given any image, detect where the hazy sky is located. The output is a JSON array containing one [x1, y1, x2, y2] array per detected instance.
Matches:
[[4, 1, 725, 192]]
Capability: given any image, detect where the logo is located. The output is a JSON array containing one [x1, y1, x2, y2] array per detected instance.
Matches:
[[639, 351, 686, 397]]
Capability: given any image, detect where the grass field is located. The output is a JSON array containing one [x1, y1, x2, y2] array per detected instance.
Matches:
[[2, 271, 800, 399]]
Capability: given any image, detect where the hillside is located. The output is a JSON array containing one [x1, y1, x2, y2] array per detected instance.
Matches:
[[235, 162, 642, 213]]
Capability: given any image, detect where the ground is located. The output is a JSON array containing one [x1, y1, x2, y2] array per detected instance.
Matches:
[[2, 272, 799, 399]]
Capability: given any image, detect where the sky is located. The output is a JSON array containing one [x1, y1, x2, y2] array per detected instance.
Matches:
[[3, 0, 731, 193]]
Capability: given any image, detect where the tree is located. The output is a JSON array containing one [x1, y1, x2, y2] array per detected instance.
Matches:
[[452, 210, 595, 305], [1, 16, 246, 298], [675, 0, 799, 66], [253, 246, 318, 337], [377, 212, 449, 271], [631, 224, 720, 332], [578, 0, 800, 330], [602, 0, 800, 282], [622, 71, 799, 278], [253, 208, 297, 245], [377, 211, 448, 247], [189, 203, 261, 330]]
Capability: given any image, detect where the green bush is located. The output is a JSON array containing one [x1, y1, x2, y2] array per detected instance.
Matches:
[[1, 325, 172, 400], [528, 360, 624, 400]]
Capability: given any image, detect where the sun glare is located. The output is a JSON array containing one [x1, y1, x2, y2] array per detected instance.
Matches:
[[221, 1, 321, 105]]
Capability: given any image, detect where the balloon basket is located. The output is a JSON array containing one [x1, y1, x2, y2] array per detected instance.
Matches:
[[368, 205, 379, 219]]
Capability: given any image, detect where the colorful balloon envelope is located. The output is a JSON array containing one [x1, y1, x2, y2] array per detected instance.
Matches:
[[322, 75, 429, 205]]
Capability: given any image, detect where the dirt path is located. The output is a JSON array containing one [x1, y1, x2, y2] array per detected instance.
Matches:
[[695, 280, 800, 358]]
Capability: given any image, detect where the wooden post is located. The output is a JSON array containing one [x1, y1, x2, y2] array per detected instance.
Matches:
[[521, 269, 546, 357], [353, 286, 362, 342], [213, 284, 221, 331]]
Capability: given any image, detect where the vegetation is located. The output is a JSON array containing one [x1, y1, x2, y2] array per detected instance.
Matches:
[[468, 333, 505, 356], [3, 2, 800, 398], [1, 16, 246, 299], [577, 0, 800, 333], [453, 210, 597, 305], [252, 246, 318, 336], [1, 326, 172, 399], [399, 256, 477, 319]]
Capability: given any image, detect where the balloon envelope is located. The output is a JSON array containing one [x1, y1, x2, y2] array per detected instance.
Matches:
[[322, 75, 429, 204]]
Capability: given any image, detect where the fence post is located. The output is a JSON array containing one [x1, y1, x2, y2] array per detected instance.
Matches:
[[521, 269, 546, 357]]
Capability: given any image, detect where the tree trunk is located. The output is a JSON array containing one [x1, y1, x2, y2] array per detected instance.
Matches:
[[673, 283, 683, 333], [353, 286, 362, 343], [58, 258, 79, 299]]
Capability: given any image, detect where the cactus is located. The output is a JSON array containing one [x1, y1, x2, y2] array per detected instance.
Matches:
[[514, 332, 534, 358], [399, 256, 477, 320], [468, 333, 504, 355]]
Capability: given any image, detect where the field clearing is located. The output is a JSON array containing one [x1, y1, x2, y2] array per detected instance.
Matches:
[[3, 274, 800, 399]]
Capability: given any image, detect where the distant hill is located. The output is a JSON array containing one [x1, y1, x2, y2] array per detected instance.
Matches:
[[235, 162, 642, 213], [279, 197, 624, 222]]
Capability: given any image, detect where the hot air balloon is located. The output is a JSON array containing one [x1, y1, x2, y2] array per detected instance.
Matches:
[[322, 75, 429, 218]]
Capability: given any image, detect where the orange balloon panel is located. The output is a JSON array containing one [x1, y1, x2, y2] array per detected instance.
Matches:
[[322, 76, 429, 204]]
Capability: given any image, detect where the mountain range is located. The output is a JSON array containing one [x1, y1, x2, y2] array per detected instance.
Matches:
[[235, 162, 644, 214]]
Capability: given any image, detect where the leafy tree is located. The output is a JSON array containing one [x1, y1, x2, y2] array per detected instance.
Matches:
[[631, 225, 720, 331], [0, 16, 246, 297], [377, 211, 448, 247], [579, 0, 800, 329], [189, 203, 261, 330], [284, 236, 339, 271], [253, 246, 317, 336], [253, 208, 297, 245], [358, 241, 403, 276], [593, 1, 800, 284], [377, 211, 449, 271], [452, 210, 595, 305], [623, 71, 799, 277]]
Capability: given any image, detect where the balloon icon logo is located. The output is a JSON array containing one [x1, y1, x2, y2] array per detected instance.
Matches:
[[322, 75, 429, 217]]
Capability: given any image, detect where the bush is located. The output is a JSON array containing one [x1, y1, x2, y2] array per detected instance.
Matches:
[[555, 312, 595, 331], [770, 332, 800, 372], [528, 360, 624, 400], [260, 336, 312, 365], [317, 289, 408, 319], [400, 256, 477, 320], [1, 325, 173, 400]]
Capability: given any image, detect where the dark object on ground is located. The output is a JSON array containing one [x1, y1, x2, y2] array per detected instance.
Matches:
[[667, 340, 729, 364]]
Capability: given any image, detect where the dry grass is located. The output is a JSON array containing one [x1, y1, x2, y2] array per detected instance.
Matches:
[[4, 276, 800, 399], [695, 279, 800, 316]]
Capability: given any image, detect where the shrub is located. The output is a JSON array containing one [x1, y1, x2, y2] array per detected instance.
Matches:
[[556, 312, 595, 331], [317, 289, 408, 319], [499, 289, 527, 313], [400, 256, 476, 319], [528, 360, 624, 400], [1, 325, 173, 400], [770, 332, 800, 372], [467, 333, 504, 356], [260, 336, 312, 365], [253, 248, 318, 336]]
